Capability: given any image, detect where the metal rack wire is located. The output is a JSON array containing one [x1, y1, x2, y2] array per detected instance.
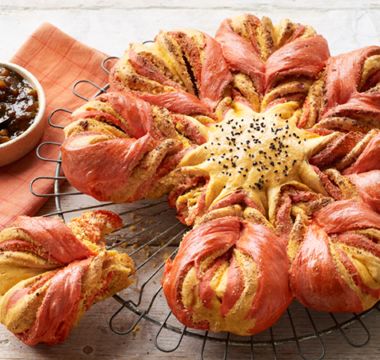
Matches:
[[30, 55, 380, 360]]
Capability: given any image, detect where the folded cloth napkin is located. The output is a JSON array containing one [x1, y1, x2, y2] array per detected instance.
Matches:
[[0, 23, 109, 228]]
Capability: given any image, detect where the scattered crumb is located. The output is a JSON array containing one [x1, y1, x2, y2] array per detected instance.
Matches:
[[132, 325, 141, 338], [161, 250, 172, 262], [129, 224, 137, 232], [83, 345, 94, 355]]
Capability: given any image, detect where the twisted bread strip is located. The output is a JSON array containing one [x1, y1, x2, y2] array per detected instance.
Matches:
[[110, 29, 232, 116], [215, 14, 329, 111], [162, 216, 291, 335], [289, 200, 380, 312], [301, 46, 380, 130], [299, 48, 380, 177], [0, 216, 94, 295], [349, 170, 380, 212], [61, 92, 209, 202], [0, 211, 134, 345]]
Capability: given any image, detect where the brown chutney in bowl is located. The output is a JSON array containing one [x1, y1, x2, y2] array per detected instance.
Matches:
[[0, 65, 39, 144]]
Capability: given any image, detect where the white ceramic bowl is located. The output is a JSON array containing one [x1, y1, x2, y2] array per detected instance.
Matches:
[[0, 62, 46, 167]]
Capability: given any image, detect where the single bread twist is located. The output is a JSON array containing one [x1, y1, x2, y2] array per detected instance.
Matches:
[[162, 216, 291, 336], [0, 210, 134, 345], [289, 200, 380, 312], [215, 14, 329, 111]]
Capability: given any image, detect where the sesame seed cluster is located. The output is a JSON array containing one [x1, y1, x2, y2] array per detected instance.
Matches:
[[180, 102, 328, 209]]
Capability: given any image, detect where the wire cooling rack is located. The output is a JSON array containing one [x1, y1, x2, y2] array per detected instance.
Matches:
[[30, 55, 380, 360]]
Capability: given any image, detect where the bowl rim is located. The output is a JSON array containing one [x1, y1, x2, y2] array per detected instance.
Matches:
[[0, 61, 46, 148]]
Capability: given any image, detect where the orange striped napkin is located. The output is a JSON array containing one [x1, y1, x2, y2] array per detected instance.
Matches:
[[0, 23, 109, 228]]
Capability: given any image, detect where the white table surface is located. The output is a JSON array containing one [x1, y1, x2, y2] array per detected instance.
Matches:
[[1, 1, 380, 359]]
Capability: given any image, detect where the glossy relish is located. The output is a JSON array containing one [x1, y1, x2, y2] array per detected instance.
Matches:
[[0, 66, 39, 144]]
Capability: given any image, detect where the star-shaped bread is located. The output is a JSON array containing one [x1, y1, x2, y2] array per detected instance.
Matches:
[[179, 101, 335, 219], [60, 13, 380, 337]]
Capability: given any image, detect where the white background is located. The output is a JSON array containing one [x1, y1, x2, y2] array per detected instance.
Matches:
[[1, 0, 380, 60]]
